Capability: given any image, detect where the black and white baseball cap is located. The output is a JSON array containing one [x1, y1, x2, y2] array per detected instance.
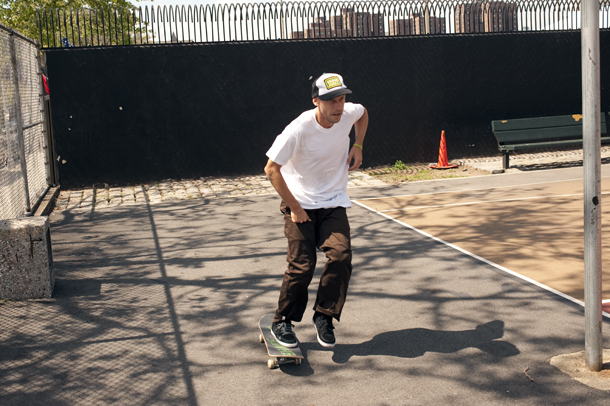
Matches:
[[311, 73, 352, 100]]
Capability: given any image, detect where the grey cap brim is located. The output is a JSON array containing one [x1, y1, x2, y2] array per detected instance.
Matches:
[[318, 88, 352, 101]]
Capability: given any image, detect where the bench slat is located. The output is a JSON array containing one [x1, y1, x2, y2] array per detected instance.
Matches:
[[495, 126, 589, 143], [492, 114, 606, 132], [499, 137, 610, 151], [493, 116, 607, 144]]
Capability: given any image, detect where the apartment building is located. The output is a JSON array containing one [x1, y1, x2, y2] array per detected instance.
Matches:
[[341, 8, 386, 37], [455, 1, 517, 33], [389, 13, 446, 35], [289, 6, 453, 39]]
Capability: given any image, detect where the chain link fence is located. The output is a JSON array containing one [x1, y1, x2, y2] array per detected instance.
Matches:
[[0, 23, 53, 220]]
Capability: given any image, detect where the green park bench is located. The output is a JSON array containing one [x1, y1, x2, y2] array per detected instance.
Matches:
[[491, 113, 609, 169]]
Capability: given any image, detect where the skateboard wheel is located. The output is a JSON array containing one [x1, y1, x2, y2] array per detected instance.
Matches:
[[267, 359, 276, 369], [259, 334, 264, 343], [295, 359, 302, 366]]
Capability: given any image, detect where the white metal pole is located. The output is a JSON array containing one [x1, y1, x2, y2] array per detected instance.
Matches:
[[280, 0, 284, 39], [424, 1, 430, 34], [582, 0, 603, 372]]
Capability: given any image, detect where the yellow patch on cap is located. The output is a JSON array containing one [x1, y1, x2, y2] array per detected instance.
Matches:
[[324, 76, 342, 90]]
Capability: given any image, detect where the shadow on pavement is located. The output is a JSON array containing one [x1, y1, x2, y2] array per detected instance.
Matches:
[[332, 320, 520, 364]]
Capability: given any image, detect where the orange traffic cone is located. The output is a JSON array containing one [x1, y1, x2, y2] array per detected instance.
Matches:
[[430, 130, 457, 169]]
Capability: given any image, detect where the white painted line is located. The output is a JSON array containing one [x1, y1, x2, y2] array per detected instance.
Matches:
[[352, 199, 610, 319], [378, 193, 585, 213]]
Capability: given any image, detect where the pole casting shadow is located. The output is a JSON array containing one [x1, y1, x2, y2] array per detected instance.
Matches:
[[332, 320, 519, 363]]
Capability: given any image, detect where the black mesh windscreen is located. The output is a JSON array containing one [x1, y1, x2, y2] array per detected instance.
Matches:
[[46, 30, 609, 188]]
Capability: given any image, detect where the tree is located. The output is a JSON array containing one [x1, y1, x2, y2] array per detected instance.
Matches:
[[0, 1, 144, 45]]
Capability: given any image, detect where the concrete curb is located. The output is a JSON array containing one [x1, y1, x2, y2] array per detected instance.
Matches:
[[52, 172, 387, 212], [34, 186, 60, 217]]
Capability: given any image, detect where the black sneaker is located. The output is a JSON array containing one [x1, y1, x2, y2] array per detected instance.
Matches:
[[313, 312, 336, 348], [271, 321, 298, 348]]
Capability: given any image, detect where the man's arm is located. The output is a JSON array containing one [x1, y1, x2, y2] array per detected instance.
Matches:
[[264, 159, 311, 223], [347, 107, 369, 171]]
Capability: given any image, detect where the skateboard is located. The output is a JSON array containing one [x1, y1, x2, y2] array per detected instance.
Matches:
[[258, 313, 304, 369]]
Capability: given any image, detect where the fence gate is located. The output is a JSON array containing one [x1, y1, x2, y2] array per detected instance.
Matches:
[[0, 23, 54, 220]]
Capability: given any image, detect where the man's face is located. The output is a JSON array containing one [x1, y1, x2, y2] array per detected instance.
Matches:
[[313, 95, 346, 128]]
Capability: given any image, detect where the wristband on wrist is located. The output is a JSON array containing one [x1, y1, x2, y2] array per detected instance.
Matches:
[[353, 143, 363, 150]]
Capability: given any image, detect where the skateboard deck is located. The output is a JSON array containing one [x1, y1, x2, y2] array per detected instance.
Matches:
[[258, 313, 304, 369]]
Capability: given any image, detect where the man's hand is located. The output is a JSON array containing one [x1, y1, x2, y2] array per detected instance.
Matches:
[[347, 145, 363, 171], [290, 206, 312, 223], [349, 107, 368, 171], [264, 159, 311, 223]]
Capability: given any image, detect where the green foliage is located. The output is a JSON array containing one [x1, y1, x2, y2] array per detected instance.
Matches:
[[0, 0, 144, 45], [392, 160, 409, 171]]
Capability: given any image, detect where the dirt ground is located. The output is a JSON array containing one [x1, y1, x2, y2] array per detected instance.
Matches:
[[364, 163, 491, 185]]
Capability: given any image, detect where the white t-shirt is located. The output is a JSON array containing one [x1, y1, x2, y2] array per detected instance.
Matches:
[[266, 102, 365, 210]]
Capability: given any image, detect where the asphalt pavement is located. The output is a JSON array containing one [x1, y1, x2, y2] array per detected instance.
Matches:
[[1, 162, 610, 405]]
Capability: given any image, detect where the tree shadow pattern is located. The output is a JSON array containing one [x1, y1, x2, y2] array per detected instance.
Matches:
[[1, 191, 609, 405]]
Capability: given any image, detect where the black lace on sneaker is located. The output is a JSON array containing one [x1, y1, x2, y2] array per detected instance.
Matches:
[[279, 321, 295, 336], [316, 315, 333, 332], [314, 313, 335, 347], [272, 321, 297, 347]]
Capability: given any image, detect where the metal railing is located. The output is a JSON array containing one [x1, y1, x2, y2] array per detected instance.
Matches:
[[1, 24, 53, 219], [37, 0, 610, 48]]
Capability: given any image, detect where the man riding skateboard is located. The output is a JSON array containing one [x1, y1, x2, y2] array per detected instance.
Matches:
[[264, 73, 369, 348]]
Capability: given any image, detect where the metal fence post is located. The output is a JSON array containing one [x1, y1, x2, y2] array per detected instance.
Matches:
[[424, 1, 431, 34], [35, 40, 53, 188], [8, 29, 32, 216], [582, 0, 603, 372]]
